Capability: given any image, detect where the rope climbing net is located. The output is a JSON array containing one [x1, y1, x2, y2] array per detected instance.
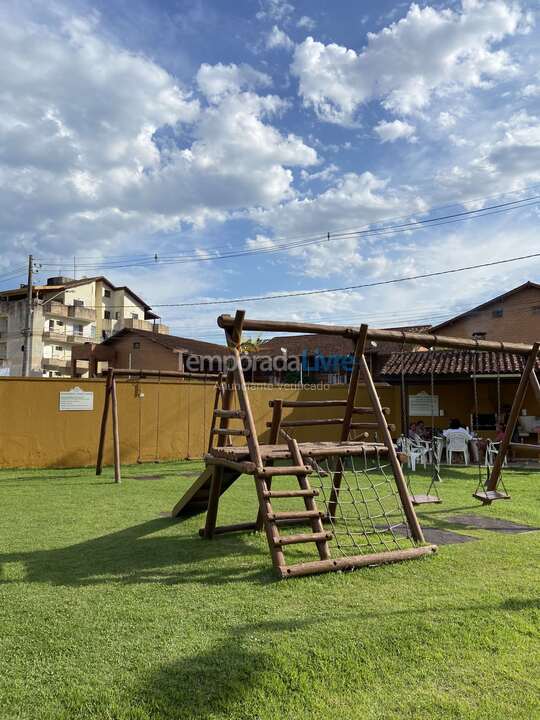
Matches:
[[309, 450, 416, 557]]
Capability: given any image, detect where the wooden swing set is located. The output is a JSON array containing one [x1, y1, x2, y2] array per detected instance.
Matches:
[[95, 367, 220, 483], [171, 311, 539, 579]]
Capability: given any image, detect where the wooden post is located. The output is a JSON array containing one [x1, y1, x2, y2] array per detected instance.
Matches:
[[358, 348, 424, 543], [340, 325, 369, 442], [96, 369, 113, 475], [529, 367, 540, 403], [203, 466, 223, 538], [328, 325, 368, 519], [207, 373, 223, 453], [111, 373, 121, 483], [268, 400, 283, 444], [486, 343, 540, 493]]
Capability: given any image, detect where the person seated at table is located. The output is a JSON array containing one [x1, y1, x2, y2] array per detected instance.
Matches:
[[416, 421, 433, 441], [443, 418, 472, 440], [443, 418, 477, 461]]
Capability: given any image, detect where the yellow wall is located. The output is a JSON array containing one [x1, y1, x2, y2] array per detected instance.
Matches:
[[0, 378, 401, 469]]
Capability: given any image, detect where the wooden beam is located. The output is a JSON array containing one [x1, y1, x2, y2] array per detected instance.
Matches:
[[95, 369, 113, 475], [203, 466, 223, 539], [111, 374, 121, 484], [217, 313, 533, 354], [268, 399, 283, 444], [359, 351, 425, 543], [277, 545, 437, 578], [486, 343, 540, 494], [328, 325, 368, 519], [529, 369, 540, 403], [112, 368, 220, 380]]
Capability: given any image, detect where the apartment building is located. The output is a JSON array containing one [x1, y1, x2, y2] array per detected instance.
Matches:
[[0, 276, 168, 377]]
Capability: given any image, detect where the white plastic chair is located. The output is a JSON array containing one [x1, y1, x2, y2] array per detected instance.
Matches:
[[445, 431, 470, 465], [484, 440, 507, 468], [403, 437, 431, 471]]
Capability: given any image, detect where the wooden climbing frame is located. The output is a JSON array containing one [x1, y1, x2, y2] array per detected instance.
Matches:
[[172, 310, 438, 579]]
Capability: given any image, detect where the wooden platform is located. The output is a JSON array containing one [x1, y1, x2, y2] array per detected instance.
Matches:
[[208, 441, 388, 463]]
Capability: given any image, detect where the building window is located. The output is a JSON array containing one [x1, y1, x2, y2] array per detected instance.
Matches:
[[73, 299, 84, 307], [104, 289, 111, 298], [115, 312, 120, 319], [492, 308, 503, 318], [76, 325, 83, 335], [57, 321, 64, 327], [55, 345, 63, 351], [104, 310, 111, 320], [49, 320, 54, 330], [131, 313, 138, 320], [133, 342, 140, 349]]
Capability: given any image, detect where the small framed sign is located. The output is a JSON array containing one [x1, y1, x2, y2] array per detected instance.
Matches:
[[59, 387, 94, 411], [409, 392, 439, 417]]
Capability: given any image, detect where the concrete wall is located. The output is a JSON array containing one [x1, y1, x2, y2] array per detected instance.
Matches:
[[0, 377, 400, 469]]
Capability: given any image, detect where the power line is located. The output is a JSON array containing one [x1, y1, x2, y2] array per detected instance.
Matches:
[[24, 250, 540, 312], [45, 182, 540, 263], [137, 250, 540, 308], [36, 194, 540, 272]]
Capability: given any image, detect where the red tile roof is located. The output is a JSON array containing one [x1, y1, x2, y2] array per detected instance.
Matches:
[[381, 350, 539, 377]]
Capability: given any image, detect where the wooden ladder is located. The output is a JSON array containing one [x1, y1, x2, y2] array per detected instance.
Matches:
[[254, 434, 333, 577]]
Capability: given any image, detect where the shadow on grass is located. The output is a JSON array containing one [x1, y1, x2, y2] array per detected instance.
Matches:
[[0, 518, 270, 588], [135, 595, 540, 720]]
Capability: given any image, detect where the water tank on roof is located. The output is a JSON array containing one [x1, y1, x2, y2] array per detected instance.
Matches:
[[47, 276, 74, 285]]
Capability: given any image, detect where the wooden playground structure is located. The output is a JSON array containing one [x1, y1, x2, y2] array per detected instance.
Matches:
[[170, 311, 540, 579], [96, 367, 220, 483]]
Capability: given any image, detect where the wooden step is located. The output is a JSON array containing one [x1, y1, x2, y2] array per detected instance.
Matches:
[[267, 509, 323, 521], [213, 409, 246, 419], [353, 406, 390, 415], [264, 488, 319, 498], [258, 465, 313, 477], [274, 531, 333, 546], [212, 428, 250, 436], [350, 421, 396, 431]]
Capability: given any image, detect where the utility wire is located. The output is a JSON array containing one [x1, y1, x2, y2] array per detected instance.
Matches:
[[36, 194, 540, 272]]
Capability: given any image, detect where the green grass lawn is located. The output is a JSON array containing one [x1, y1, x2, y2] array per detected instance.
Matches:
[[0, 461, 539, 720]]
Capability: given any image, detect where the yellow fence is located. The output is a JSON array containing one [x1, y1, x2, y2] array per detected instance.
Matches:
[[0, 378, 401, 469]]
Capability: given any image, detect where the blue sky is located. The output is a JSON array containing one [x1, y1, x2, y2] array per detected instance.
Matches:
[[1, 0, 539, 342]]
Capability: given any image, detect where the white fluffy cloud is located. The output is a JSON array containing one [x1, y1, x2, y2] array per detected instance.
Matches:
[[374, 119, 416, 143], [196, 62, 271, 101], [266, 25, 294, 50], [0, 6, 317, 263], [291, 1, 526, 125], [436, 110, 540, 198]]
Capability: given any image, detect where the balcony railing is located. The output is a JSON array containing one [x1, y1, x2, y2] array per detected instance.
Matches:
[[68, 305, 96, 322], [43, 301, 69, 318], [43, 329, 96, 343], [42, 357, 71, 370], [43, 302, 95, 323]]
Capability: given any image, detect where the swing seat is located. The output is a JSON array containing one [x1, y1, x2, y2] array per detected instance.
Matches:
[[473, 490, 511, 504], [409, 494, 442, 505]]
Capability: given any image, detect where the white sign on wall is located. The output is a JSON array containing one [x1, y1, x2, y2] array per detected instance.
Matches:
[[59, 387, 94, 411], [409, 392, 439, 417]]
